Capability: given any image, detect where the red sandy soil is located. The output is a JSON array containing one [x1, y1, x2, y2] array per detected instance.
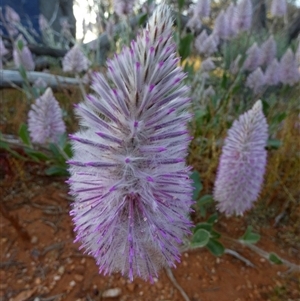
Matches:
[[0, 175, 299, 301]]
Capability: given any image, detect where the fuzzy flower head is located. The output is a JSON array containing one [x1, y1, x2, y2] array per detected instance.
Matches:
[[225, 3, 237, 38], [279, 48, 300, 86], [13, 37, 35, 71], [68, 4, 193, 282], [232, 0, 252, 33], [5, 6, 20, 36], [195, 31, 219, 56], [270, 0, 287, 17], [195, 0, 211, 18], [28, 88, 66, 144], [0, 38, 8, 57], [200, 57, 215, 72], [260, 35, 277, 67], [62, 45, 90, 73], [246, 67, 266, 94], [113, 0, 135, 17], [213, 10, 229, 40], [264, 58, 280, 86], [214, 100, 268, 216], [243, 43, 262, 71], [186, 16, 202, 33]]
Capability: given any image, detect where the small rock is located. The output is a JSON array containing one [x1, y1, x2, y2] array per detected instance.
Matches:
[[58, 266, 65, 275], [102, 288, 122, 298], [31, 236, 38, 244], [74, 274, 84, 282], [80, 258, 86, 264], [69, 280, 76, 287], [182, 261, 187, 267], [260, 258, 266, 262], [126, 283, 136, 292], [0, 284, 7, 290], [53, 275, 61, 281], [35, 278, 41, 285]]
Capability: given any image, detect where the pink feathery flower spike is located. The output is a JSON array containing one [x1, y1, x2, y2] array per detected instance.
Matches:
[[5, 6, 20, 36], [214, 100, 268, 216], [246, 67, 266, 94], [279, 48, 300, 86], [230, 54, 242, 75], [62, 45, 90, 73], [232, 0, 252, 33], [186, 16, 202, 32], [200, 57, 215, 72], [67, 4, 193, 282], [195, 31, 219, 56], [260, 35, 277, 67], [243, 42, 262, 71], [28, 88, 66, 144], [213, 10, 229, 40], [270, 0, 287, 17], [195, 0, 211, 18], [225, 3, 237, 38], [113, 0, 135, 17], [264, 58, 280, 86], [0, 38, 8, 56], [13, 37, 35, 71]]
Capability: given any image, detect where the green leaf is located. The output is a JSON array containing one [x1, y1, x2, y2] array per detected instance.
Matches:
[[0, 140, 9, 150], [193, 222, 212, 233], [18, 124, 31, 146], [210, 230, 221, 239], [45, 166, 69, 176], [197, 194, 213, 207], [17, 39, 24, 50], [25, 148, 49, 161], [207, 213, 218, 224], [221, 72, 228, 89], [240, 226, 260, 244], [191, 229, 210, 248], [138, 13, 148, 26], [63, 143, 73, 158], [178, 34, 193, 61], [206, 239, 224, 256], [18, 65, 27, 80], [178, 0, 185, 10], [267, 139, 281, 150], [269, 253, 283, 265], [190, 171, 203, 200], [49, 143, 66, 165]]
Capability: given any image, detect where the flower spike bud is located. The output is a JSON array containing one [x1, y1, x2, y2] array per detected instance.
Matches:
[[246, 67, 266, 94], [213, 10, 229, 40], [195, 0, 211, 18], [270, 0, 287, 17], [28, 88, 66, 144], [68, 4, 193, 282], [243, 43, 262, 71], [213, 100, 268, 216], [113, 0, 135, 17], [260, 35, 277, 66], [279, 48, 300, 86], [62, 45, 90, 73], [264, 58, 280, 86], [13, 36, 35, 71], [200, 57, 215, 72], [232, 0, 252, 33]]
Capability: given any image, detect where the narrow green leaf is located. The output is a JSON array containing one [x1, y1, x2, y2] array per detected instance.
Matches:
[[25, 148, 49, 161], [191, 229, 210, 248], [240, 226, 260, 244], [138, 13, 148, 26], [178, 0, 185, 9], [267, 139, 281, 150], [207, 213, 218, 224], [269, 253, 283, 265], [206, 239, 225, 256], [193, 223, 212, 233], [18, 124, 31, 146], [190, 171, 203, 201], [179, 34, 193, 61], [45, 166, 69, 176]]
